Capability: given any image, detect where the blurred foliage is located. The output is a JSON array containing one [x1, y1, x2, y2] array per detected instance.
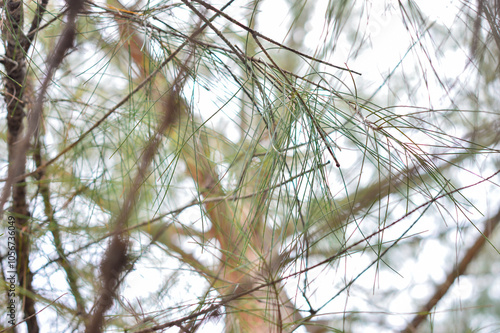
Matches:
[[0, 0, 499, 332]]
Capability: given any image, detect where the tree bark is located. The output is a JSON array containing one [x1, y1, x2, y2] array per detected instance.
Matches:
[[3, 0, 39, 331]]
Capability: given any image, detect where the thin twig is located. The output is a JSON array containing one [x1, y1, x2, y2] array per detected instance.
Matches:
[[0, 0, 85, 229], [85, 50, 193, 333], [135, 169, 500, 333], [0, 294, 68, 333], [33, 139, 88, 320], [86, 2, 239, 330], [251, 34, 341, 167], [0, 0, 237, 185], [401, 207, 500, 333], [190, 0, 361, 75]]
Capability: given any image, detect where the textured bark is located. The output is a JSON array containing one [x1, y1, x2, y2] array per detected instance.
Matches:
[[3, 0, 39, 331]]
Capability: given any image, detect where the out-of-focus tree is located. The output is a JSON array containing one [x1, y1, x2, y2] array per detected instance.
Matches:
[[0, 0, 499, 332]]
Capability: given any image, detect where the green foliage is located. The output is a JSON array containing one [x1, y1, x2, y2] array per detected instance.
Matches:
[[1, 0, 499, 332]]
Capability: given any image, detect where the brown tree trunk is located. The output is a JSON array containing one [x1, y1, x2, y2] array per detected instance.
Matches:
[[3, 0, 38, 331]]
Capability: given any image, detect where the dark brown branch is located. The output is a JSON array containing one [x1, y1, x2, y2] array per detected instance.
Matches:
[[401, 207, 500, 333], [2, 0, 37, 330], [21, 0, 50, 52], [0, 256, 18, 333], [1, 0, 84, 330], [0, 0, 84, 215], [189, 0, 361, 75], [27, 10, 67, 40], [0, 0, 236, 186]]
